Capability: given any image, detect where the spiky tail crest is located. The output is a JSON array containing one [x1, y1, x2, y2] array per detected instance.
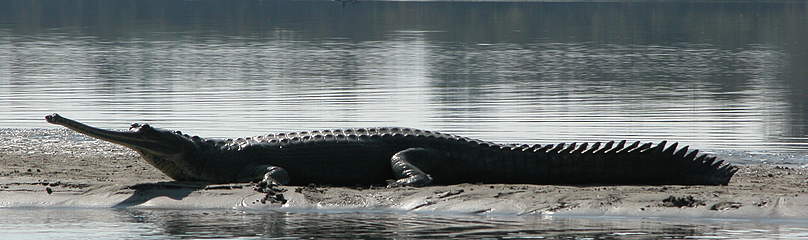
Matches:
[[505, 140, 737, 185]]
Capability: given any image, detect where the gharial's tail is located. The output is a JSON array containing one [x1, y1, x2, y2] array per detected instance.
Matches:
[[503, 140, 738, 186]]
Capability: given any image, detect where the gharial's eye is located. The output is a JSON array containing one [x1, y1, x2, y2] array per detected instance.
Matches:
[[135, 124, 155, 134]]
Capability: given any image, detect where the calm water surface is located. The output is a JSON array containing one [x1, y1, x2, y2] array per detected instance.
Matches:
[[1, 208, 808, 239], [1, 0, 807, 155], [2, 0, 808, 238]]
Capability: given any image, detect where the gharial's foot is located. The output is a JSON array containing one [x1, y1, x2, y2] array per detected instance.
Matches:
[[253, 179, 288, 204], [254, 178, 287, 194], [386, 174, 433, 188], [388, 148, 439, 188], [251, 166, 291, 204]]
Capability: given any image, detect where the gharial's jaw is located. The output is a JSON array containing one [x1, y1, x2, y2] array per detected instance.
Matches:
[[45, 113, 190, 156]]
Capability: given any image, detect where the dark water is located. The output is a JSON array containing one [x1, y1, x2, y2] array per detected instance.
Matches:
[[1, 0, 808, 238], [1, 208, 808, 239]]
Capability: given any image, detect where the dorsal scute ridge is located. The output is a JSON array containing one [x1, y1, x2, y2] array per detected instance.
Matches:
[[583, 142, 601, 154], [704, 156, 717, 165], [521, 144, 536, 152], [616, 141, 640, 154], [673, 146, 689, 159], [594, 141, 614, 154], [663, 142, 679, 155], [653, 141, 667, 152], [683, 149, 699, 161], [549, 143, 566, 153], [572, 142, 588, 154], [630, 142, 653, 153], [536, 144, 553, 153], [605, 140, 627, 154], [560, 142, 577, 154], [711, 159, 725, 168], [240, 127, 428, 142]]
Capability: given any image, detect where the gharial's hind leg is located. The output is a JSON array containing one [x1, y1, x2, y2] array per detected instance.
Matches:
[[387, 148, 446, 187]]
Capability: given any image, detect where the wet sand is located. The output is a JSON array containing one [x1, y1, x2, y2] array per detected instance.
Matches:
[[2, 129, 807, 219]]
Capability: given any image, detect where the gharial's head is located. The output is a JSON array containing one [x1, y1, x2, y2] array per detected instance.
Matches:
[[45, 114, 196, 179]]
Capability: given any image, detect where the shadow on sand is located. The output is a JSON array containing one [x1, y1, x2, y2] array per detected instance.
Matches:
[[112, 182, 209, 208]]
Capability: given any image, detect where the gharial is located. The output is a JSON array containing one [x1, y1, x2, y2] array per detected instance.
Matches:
[[45, 113, 737, 188]]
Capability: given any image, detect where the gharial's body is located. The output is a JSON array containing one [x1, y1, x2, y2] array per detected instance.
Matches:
[[45, 114, 737, 187]]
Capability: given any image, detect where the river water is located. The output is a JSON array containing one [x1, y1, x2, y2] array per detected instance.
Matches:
[[1, 0, 808, 238], [1, 208, 808, 239]]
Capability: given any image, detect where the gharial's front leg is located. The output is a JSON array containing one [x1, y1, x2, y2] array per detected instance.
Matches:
[[387, 148, 446, 187], [260, 166, 290, 186], [244, 165, 290, 193], [247, 165, 290, 204]]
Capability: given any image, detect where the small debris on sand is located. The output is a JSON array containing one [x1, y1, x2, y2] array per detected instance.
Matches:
[[295, 184, 326, 194], [434, 189, 464, 198], [661, 195, 704, 208], [710, 201, 742, 211]]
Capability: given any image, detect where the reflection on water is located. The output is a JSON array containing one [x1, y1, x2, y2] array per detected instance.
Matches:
[[1, 208, 808, 239], [0, 0, 807, 155]]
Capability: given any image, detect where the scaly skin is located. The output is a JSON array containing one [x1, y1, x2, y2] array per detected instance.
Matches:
[[45, 113, 737, 187]]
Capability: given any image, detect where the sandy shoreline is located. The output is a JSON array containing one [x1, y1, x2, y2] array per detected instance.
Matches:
[[2, 128, 807, 219]]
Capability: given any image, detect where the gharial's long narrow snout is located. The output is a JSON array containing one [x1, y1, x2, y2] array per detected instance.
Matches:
[[45, 113, 182, 155]]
